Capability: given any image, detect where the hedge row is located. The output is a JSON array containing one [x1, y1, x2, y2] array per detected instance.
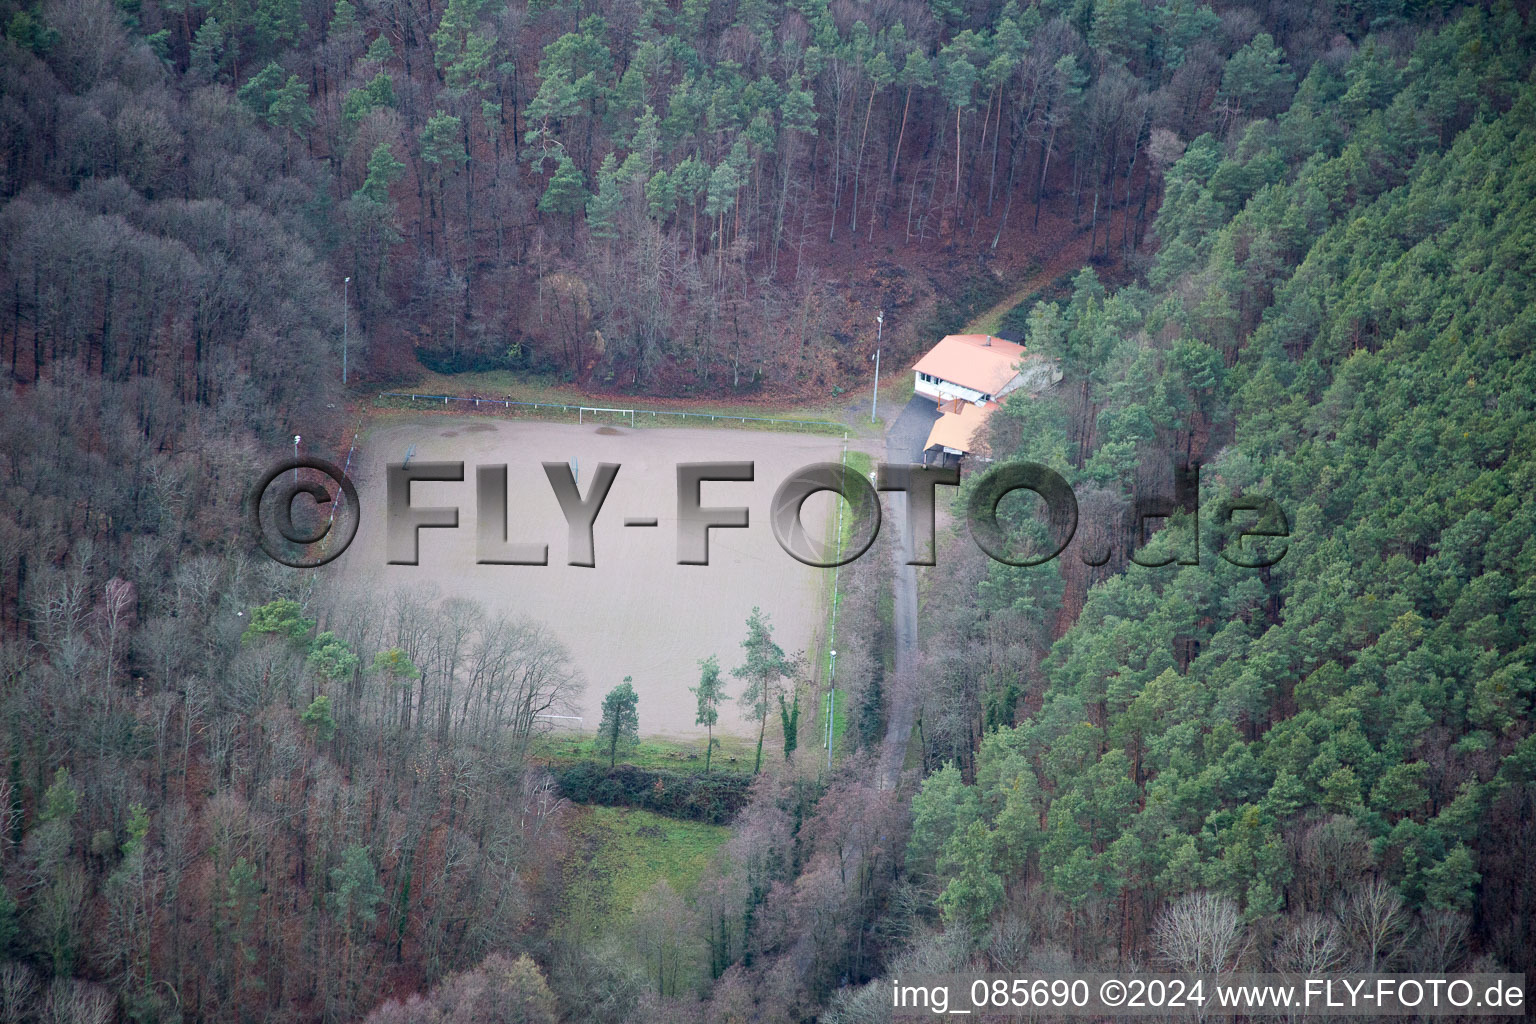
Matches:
[[547, 761, 751, 825]]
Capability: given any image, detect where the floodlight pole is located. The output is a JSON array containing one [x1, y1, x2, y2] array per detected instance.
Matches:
[[827, 649, 837, 769], [870, 312, 883, 422], [342, 276, 351, 385], [293, 435, 300, 482]]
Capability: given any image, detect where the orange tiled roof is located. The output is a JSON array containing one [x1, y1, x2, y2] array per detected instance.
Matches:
[[913, 334, 1027, 395], [925, 401, 997, 454]]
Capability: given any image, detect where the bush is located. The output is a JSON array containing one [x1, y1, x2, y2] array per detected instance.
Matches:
[[415, 339, 524, 374], [548, 761, 749, 824]]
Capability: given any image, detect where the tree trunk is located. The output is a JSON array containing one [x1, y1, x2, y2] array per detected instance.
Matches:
[[851, 84, 877, 234], [890, 85, 912, 189]]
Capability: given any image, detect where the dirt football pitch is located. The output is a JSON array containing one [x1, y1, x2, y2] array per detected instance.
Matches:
[[331, 416, 863, 738]]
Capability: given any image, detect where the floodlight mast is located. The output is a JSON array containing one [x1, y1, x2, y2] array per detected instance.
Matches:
[[342, 277, 351, 385], [827, 649, 838, 769], [870, 312, 883, 422]]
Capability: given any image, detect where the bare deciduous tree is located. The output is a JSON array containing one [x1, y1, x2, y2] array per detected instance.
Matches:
[[1272, 913, 1347, 974], [1339, 878, 1412, 971], [1152, 892, 1248, 974]]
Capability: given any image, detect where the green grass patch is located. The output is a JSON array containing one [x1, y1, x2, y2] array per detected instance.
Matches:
[[368, 370, 869, 437], [370, 391, 851, 437], [823, 686, 849, 749], [531, 734, 757, 776], [557, 805, 730, 941], [808, 446, 874, 760], [843, 449, 874, 480], [900, 720, 924, 773], [806, 688, 847, 761]]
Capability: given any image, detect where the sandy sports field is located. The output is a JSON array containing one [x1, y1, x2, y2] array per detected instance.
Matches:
[[330, 416, 857, 737]]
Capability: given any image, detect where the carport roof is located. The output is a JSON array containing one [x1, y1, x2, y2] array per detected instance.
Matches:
[[925, 400, 997, 454]]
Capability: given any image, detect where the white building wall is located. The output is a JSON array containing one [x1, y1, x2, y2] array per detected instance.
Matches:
[[914, 373, 991, 406]]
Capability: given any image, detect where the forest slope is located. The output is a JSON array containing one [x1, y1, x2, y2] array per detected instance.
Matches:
[[900, 2, 1536, 981]]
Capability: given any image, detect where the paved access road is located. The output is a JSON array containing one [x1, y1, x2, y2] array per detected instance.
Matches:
[[878, 396, 940, 789]]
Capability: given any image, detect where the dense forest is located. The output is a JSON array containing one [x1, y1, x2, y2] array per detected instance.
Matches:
[[1, 0, 1322, 390], [880, 3, 1536, 1012], [2, 0, 1535, 1018]]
